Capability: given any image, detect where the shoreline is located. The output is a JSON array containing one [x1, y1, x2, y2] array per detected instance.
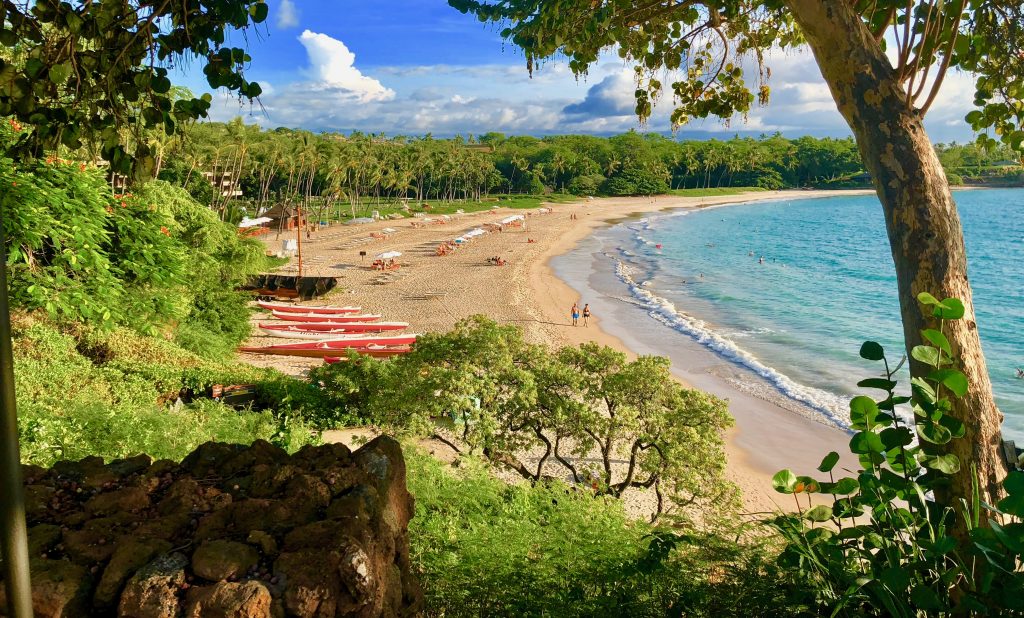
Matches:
[[523, 190, 868, 512], [241, 189, 872, 512]]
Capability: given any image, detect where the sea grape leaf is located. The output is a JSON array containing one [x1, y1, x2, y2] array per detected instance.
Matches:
[[817, 451, 840, 473], [860, 341, 885, 361], [929, 369, 969, 397], [921, 329, 952, 357], [772, 469, 797, 494], [911, 345, 940, 368], [850, 431, 885, 454], [804, 505, 833, 522], [858, 377, 898, 391]]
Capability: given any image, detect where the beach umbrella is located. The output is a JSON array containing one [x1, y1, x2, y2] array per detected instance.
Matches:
[[376, 251, 402, 259], [238, 216, 272, 228]]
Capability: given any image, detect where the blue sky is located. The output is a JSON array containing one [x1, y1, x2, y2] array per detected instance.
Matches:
[[180, 0, 979, 142]]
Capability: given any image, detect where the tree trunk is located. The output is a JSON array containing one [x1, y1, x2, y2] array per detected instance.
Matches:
[[786, 0, 1006, 526]]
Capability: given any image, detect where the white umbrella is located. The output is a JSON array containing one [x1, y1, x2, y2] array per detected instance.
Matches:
[[376, 251, 402, 259], [499, 214, 525, 224]]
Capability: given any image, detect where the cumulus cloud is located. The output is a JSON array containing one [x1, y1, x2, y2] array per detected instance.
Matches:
[[208, 45, 975, 142], [276, 0, 299, 29], [297, 31, 395, 102], [562, 71, 637, 118]]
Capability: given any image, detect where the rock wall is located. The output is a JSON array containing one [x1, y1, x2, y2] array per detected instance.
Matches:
[[1, 436, 422, 617]]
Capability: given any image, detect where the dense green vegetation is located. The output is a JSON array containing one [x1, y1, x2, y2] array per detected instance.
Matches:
[[167, 119, 1024, 224], [771, 295, 1024, 616], [406, 445, 802, 617]]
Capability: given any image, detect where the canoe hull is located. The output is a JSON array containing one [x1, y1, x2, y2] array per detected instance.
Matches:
[[253, 332, 418, 345], [258, 328, 360, 340], [239, 345, 411, 359], [256, 301, 361, 314], [271, 311, 382, 323], [259, 322, 408, 333]]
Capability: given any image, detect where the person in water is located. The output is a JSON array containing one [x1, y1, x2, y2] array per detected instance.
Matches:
[[571, 303, 580, 326], [582, 304, 591, 326]]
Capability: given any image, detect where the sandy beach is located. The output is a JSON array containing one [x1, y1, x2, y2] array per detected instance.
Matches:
[[241, 189, 873, 512]]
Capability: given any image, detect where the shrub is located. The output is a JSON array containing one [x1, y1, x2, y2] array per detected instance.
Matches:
[[567, 173, 605, 195], [406, 446, 800, 617], [769, 293, 1024, 616]]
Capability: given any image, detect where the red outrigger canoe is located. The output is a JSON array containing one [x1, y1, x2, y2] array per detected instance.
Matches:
[[256, 301, 362, 314], [259, 322, 409, 334], [239, 336, 415, 358], [242, 345, 411, 359], [271, 311, 381, 323]]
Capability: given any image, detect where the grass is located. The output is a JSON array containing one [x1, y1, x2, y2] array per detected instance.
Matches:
[[13, 315, 324, 467]]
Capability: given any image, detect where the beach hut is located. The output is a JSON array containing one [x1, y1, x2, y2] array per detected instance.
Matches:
[[262, 204, 306, 231]]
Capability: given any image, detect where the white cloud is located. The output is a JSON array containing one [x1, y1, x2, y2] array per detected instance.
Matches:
[[297, 31, 395, 102], [276, 0, 299, 29], [208, 45, 976, 142]]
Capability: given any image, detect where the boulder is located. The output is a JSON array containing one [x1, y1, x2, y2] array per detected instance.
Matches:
[[183, 581, 273, 618], [117, 552, 188, 618], [191, 540, 258, 582], [94, 539, 173, 609], [0, 559, 92, 618]]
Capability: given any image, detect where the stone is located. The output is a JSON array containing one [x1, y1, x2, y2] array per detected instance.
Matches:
[[94, 538, 173, 609], [179, 442, 245, 478], [62, 528, 116, 565], [107, 454, 153, 478], [134, 513, 191, 542], [117, 552, 188, 618], [0, 559, 92, 618], [183, 581, 273, 618], [326, 486, 379, 523], [191, 540, 259, 582], [28, 524, 62, 558], [85, 487, 150, 516], [24, 484, 57, 520], [284, 474, 331, 510], [248, 464, 298, 498], [246, 531, 277, 557], [273, 550, 345, 618], [221, 440, 289, 477]]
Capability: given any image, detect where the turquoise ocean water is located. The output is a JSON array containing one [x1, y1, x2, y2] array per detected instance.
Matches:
[[582, 189, 1024, 440]]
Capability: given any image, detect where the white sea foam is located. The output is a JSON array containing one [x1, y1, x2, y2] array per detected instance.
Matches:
[[611, 258, 852, 428]]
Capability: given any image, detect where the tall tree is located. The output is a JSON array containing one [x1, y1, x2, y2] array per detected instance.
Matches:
[[447, 0, 1023, 536]]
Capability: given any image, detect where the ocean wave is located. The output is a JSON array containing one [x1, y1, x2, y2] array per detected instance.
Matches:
[[612, 259, 852, 428]]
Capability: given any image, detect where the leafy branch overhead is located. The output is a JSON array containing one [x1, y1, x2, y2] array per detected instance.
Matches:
[[449, 0, 1024, 154], [0, 0, 269, 175]]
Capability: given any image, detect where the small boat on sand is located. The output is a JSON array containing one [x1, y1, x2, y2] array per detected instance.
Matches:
[[239, 337, 416, 358], [257, 328, 416, 342], [257, 301, 362, 314], [271, 311, 382, 323], [239, 339, 411, 360], [259, 322, 409, 334]]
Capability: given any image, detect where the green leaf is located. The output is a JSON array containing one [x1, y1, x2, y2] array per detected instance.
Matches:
[[849, 396, 879, 430], [250, 2, 269, 23], [911, 345, 940, 368], [830, 477, 860, 495], [880, 426, 914, 450], [1004, 471, 1024, 495], [934, 298, 965, 320], [917, 291, 944, 308], [804, 505, 832, 522], [910, 585, 942, 610], [921, 328, 951, 357], [859, 341, 885, 361], [857, 377, 897, 391], [924, 453, 960, 474], [850, 431, 884, 454], [930, 369, 969, 397], [817, 451, 840, 473], [772, 469, 797, 494]]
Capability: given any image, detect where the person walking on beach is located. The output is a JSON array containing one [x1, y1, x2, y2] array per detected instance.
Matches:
[[582, 304, 591, 326], [571, 303, 579, 326]]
